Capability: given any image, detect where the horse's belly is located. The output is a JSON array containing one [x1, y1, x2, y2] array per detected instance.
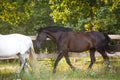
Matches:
[[0, 34, 31, 56], [69, 48, 88, 52], [0, 42, 20, 56], [0, 48, 20, 56], [69, 44, 89, 52]]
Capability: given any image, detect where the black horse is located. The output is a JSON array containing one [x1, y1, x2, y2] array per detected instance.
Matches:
[[36, 26, 111, 73]]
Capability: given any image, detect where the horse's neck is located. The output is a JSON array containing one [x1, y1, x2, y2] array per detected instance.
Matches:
[[47, 32, 63, 42], [47, 33, 56, 42]]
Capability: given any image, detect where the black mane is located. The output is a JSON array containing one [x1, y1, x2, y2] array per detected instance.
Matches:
[[37, 26, 73, 32]]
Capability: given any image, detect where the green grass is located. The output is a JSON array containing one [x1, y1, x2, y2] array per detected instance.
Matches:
[[0, 57, 120, 80]]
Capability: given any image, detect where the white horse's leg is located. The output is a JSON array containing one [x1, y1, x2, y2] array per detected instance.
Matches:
[[17, 54, 26, 74], [24, 62, 29, 73]]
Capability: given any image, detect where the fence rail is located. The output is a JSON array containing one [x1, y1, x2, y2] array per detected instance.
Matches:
[[109, 35, 120, 39], [0, 35, 120, 60]]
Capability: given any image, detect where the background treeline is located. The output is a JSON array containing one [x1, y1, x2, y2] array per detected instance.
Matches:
[[0, 0, 119, 35]]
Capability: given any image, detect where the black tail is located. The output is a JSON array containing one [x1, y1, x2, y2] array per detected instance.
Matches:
[[105, 45, 115, 54], [105, 44, 120, 54], [103, 33, 111, 44], [103, 33, 114, 54]]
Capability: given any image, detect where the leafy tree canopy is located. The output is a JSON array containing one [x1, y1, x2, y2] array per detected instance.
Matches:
[[0, 0, 119, 34], [49, 0, 120, 32], [0, 0, 35, 25]]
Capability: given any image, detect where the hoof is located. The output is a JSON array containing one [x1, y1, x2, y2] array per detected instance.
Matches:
[[72, 67, 76, 71], [53, 70, 56, 73]]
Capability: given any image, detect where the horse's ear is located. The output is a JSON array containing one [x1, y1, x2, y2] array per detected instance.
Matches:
[[35, 28, 39, 32], [35, 27, 44, 32], [35, 29, 38, 31]]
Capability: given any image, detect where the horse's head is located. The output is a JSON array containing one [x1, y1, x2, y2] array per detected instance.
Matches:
[[36, 28, 47, 48], [36, 26, 73, 48]]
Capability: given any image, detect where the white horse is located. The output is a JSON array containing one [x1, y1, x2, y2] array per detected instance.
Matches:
[[0, 34, 37, 74]]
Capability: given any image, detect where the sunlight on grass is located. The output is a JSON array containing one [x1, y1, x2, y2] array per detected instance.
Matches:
[[0, 56, 120, 80], [0, 63, 19, 74]]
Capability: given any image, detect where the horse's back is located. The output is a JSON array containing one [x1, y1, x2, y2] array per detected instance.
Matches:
[[86, 31, 110, 49]]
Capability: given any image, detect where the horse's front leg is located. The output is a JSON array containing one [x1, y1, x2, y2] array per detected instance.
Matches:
[[63, 51, 75, 71], [53, 53, 63, 73], [88, 48, 96, 69]]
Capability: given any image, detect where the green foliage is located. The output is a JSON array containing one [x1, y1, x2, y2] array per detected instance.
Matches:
[[0, 0, 119, 34], [0, 0, 55, 35], [0, 0, 35, 25], [32, 0, 54, 28], [49, 0, 90, 24], [38, 40, 57, 54], [110, 0, 120, 10], [94, 6, 120, 34], [49, 0, 120, 34]]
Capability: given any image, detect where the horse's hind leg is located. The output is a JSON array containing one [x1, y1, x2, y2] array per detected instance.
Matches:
[[97, 49, 110, 68], [17, 54, 27, 74], [53, 53, 63, 73], [24, 61, 29, 73], [88, 48, 96, 69]]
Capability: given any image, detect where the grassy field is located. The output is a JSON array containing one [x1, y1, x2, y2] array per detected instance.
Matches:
[[0, 56, 120, 80]]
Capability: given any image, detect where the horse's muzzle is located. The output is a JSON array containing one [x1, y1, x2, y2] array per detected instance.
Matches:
[[36, 41, 41, 48]]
